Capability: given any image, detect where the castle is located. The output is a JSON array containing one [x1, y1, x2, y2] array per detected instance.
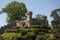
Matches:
[[15, 11, 32, 27], [15, 11, 48, 27], [0, 11, 48, 34]]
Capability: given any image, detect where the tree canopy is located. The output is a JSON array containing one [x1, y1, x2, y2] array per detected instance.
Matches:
[[51, 8, 60, 25], [1, 1, 27, 24], [35, 14, 48, 26], [36, 14, 47, 20]]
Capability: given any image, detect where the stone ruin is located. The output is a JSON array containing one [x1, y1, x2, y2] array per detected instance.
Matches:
[[15, 11, 48, 27], [15, 11, 32, 27], [0, 11, 48, 33]]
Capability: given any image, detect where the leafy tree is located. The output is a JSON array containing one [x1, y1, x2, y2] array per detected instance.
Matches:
[[1, 1, 27, 24], [51, 8, 60, 25], [36, 14, 47, 21], [36, 14, 48, 26], [51, 8, 60, 40], [36, 14, 43, 20]]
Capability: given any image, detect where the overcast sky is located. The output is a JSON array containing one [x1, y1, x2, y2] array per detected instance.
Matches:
[[0, 0, 60, 27]]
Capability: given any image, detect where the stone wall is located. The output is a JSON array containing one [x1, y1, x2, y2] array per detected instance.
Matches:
[[32, 20, 48, 26]]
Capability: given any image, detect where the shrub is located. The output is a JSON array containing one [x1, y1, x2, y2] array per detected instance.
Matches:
[[47, 34, 55, 40], [20, 31, 27, 36], [33, 30, 39, 35], [38, 32, 45, 35], [27, 35, 36, 40], [0, 36, 3, 40], [24, 26, 28, 29], [32, 25, 40, 28], [1, 33, 22, 40], [27, 32, 35, 35], [16, 37, 23, 40]]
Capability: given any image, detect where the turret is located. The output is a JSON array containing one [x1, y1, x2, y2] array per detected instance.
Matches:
[[26, 11, 32, 27]]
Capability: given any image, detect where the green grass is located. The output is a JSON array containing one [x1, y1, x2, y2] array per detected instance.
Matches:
[[1, 33, 22, 40], [0, 26, 54, 40]]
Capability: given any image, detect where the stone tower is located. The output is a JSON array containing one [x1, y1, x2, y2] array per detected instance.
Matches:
[[26, 11, 32, 27]]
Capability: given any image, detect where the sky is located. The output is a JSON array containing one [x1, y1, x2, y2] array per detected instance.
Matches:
[[0, 0, 60, 27]]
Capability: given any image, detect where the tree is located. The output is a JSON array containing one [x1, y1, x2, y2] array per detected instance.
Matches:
[[36, 14, 43, 20], [51, 8, 60, 25], [36, 14, 47, 20], [36, 14, 48, 26], [51, 9, 60, 39], [1, 1, 27, 24]]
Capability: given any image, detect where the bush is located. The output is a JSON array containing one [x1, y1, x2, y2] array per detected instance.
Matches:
[[24, 26, 28, 29], [20, 31, 27, 36], [0, 36, 3, 40], [32, 25, 40, 28], [47, 34, 55, 40], [38, 32, 45, 35], [27, 32, 35, 35], [33, 30, 39, 35], [27, 35, 36, 40], [16, 37, 24, 40], [1, 33, 22, 40]]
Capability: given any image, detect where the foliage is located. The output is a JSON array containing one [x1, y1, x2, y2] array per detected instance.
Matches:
[[20, 31, 27, 36], [0, 32, 26, 40], [1, 33, 22, 40], [27, 32, 35, 35], [35, 14, 48, 26], [52, 25, 60, 35], [0, 35, 3, 40], [0, 25, 55, 40], [0, 1, 59, 40], [47, 34, 55, 40], [1, 1, 27, 24], [24, 26, 28, 29], [51, 8, 60, 25], [27, 35, 36, 40], [36, 14, 47, 20]]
